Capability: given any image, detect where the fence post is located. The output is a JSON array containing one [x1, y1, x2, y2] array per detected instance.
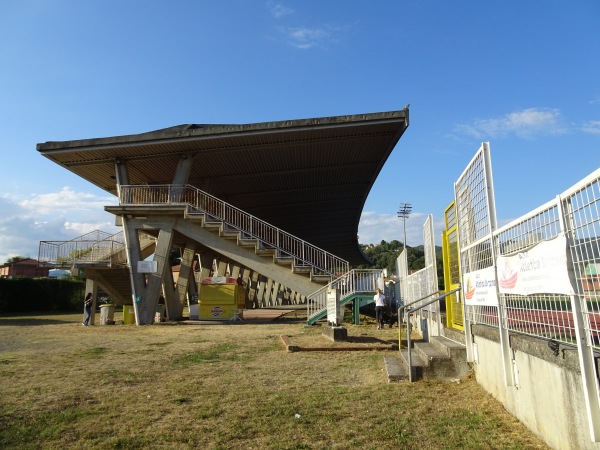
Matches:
[[560, 195, 600, 441]]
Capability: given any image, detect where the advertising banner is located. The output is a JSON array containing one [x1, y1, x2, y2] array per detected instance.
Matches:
[[462, 266, 498, 306], [496, 234, 573, 296], [326, 288, 341, 326]]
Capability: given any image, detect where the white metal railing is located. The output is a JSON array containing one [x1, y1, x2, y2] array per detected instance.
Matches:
[[396, 215, 441, 337], [38, 230, 156, 267], [454, 143, 600, 440], [119, 184, 350, 277], [307, 269, 384, 323], [39, 230, 124, 266]]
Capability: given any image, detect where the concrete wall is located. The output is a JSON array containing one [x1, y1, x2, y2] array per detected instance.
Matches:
[[471, 325, 600, 450]]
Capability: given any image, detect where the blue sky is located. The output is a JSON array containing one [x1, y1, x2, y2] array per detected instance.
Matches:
[[1, 1, 599, 263]]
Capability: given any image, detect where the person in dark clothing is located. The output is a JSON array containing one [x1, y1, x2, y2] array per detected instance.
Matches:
[[82, 292, 93, 326]]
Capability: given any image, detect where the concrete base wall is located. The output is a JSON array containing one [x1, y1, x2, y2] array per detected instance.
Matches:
[[471, 325, 599, 450], [411, 309, 444, 339]]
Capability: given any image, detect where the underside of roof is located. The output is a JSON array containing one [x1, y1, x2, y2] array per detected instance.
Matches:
[[37, 108, 409, 265]]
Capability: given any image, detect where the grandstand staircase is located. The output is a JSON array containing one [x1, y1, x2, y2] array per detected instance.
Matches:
[[181, 208, 335, 285], [305, 271, 382, 325], [41, 184, 354, 310]]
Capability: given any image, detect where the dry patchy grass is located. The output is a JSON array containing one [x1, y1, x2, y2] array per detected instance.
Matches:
[[0, 312, 549, 449]]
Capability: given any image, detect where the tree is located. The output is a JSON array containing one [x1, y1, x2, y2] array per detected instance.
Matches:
[[4, 256, 28, 264], [354, 240, 444, 288]]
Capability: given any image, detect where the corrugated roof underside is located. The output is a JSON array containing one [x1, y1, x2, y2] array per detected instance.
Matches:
[[38, 112, 408, 264]]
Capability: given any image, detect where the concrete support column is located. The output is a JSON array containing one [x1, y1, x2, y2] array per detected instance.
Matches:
[[145, 227, 175, 323], [175, 244, 197, 318], [169, 154, 194, 203], [248, 271, 259, 308], [230, 264, 241, 278], [264, 278, 274, 306], [172, 154, 193, 185], [114, 159, 130, 200], [256, 275, 267, 307], [271, 281, 281, 306], [198, 253, 213, 281], [162, 258, 178, 321], [122, 218, 147, 324], [216, 260, 228, 277], [187, 273, 198, 302]]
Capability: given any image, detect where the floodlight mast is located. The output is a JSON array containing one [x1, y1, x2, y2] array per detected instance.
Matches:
[[397, 203, 412, 251], [397, 202, 412, 378]]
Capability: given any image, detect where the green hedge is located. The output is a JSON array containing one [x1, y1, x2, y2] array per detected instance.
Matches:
[[0, 278, 86, 312]]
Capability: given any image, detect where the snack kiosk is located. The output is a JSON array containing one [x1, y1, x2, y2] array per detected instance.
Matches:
[[198, 276, 245, 320]]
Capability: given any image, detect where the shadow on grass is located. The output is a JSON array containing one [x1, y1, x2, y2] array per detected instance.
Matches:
[[0, 313, 79, 326], [344, 335, 391, 344]]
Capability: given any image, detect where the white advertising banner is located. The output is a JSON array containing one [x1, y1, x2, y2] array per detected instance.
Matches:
[[496, 234, 573, 296], [137, 260, 158, 273], [462, 266, 498, 306], [326, 288, 341, 326]]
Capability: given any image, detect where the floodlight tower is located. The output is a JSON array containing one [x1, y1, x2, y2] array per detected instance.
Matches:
[[397, 202, 412, 378], [397, 203, 412, 251]]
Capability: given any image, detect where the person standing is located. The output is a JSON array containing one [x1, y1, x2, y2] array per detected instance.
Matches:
[[82, 292, 93, 326], [374, 288, 387, 330]]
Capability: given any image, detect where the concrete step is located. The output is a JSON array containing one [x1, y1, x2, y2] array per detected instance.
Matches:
[[274, 256, 294, 267], [399, 348, 425, 381], [430, 335, 467, 360], [202, 221, 222, 231], [443, 327, 466, 345], [383, 355, 406, 382], [310, 273, 333, 284], [394, 337, 471, 382], [238, 237, 259, 248]]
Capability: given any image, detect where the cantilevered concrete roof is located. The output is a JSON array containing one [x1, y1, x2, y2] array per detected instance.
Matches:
[[37, 107, 409, 265]]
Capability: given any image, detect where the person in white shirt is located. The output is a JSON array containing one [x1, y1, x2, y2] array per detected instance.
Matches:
[[374, 288, 387, 330]]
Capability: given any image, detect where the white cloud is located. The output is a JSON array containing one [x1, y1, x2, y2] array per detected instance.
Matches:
[[268, 1, 294, 19], [277, 25, 333, 49], [455, 107, 566, 139], [0, 189, 120, 264], [19, 187, 115, 215], [581, 120, 600, 134]]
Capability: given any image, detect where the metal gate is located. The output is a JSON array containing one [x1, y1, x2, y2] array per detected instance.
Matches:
[[442, 201, 463, 330]]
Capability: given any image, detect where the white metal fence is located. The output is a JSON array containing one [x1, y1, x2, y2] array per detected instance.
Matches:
[[455, 142, 600, 441], [396, 214, 439, 308], [396, 214, 440, 334]]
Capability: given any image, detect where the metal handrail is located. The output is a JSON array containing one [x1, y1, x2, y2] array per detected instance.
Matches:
[[38, 230, 156, 267], [306, 269, 384, 323], [398, 290, 444, 316], [403, 287, 462, 382], [119, 184, 350, 277], [39, 231, 124, 266]]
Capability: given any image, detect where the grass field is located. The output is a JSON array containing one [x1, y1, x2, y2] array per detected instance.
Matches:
[[0, 311, 549, 449]]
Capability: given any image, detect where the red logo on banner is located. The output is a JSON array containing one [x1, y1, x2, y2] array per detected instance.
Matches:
[[211, 306, 224, 317]]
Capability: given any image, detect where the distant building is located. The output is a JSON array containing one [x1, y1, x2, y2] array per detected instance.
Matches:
[[0, 258, 49, 278]]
